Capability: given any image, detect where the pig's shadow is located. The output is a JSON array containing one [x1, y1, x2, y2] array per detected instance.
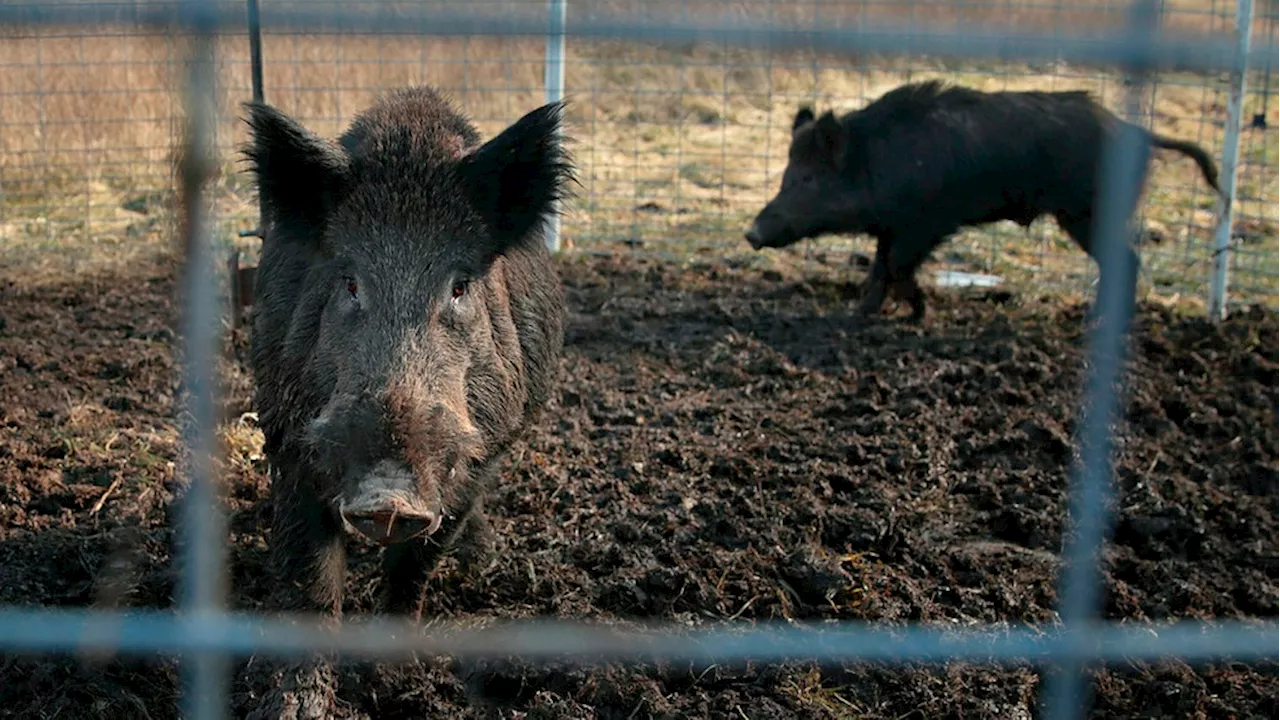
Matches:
[[562, 275, 1040, 379]]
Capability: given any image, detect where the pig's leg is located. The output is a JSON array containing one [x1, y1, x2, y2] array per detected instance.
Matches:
[[382, 472, 498, 617], [381, 535, 448, 619], [381, 458, 500, 618], [250, 469, 348, 720], [897, 275, 928, 323], [453, 507, 495, 575], [1057, 212, 1139, 327], [1055, 210, 1096, 265], [856, 235, 893, 318], [268, 470, 347, 614], [381, 512, 470, 619], [884, 232, 946, 322], [245, 663, 343, 720]]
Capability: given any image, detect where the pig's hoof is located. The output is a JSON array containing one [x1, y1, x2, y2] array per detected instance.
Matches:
[[455, 516, 496, 575], [257, 688, 363, 720], [245, 688, 333, 720], [852, 309, 883, 326], [854, 294, 886, 318], [245, 661, 342, 720]]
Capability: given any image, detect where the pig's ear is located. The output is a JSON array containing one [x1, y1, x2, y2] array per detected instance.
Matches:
[[462, 101, 575, 252], [812, 111, 846, 167], [792, 106, 816, 134], [242, 102, 349, 231]]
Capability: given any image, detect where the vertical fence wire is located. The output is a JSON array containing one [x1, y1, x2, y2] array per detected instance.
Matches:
[[1040, 0, 1159, 717], [1233, 0, 1279, 296], [177, 0, 228, 718]]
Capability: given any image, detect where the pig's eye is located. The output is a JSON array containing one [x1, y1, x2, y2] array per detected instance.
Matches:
[[343, 276, 358, 299], [451, 280, 469, 300]]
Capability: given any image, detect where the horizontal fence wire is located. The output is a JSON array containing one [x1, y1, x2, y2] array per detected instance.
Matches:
[[0, 3, 1276, 73], [0, 609, 1275, 664], [0, 2, 1276, 720]]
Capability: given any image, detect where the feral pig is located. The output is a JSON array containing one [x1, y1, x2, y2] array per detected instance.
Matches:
[[245, 88, 571, 617], [745, 81, 1223, 322], [242, 86, 571, 716]]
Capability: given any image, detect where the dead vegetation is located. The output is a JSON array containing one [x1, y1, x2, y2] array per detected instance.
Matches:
[[0, 249, 1276, 718], [0, 0, 1275, 306]]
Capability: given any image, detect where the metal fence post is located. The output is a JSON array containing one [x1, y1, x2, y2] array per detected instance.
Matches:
[[544, 0, 567, 253], [1207, 0, 1256, 322], [229, 0, 267, 330], [246, 0, 264, 105]]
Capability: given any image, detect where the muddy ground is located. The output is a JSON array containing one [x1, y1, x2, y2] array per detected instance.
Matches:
[[0, 251, 1276, 719]]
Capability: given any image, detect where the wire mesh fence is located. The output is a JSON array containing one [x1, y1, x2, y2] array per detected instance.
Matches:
[[0, 1, 1276, 719], [0, 0, 1276, 309]]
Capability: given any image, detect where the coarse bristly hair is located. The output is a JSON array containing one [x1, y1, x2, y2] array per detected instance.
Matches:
[[237, 86, 572, 667], [241, 86, 577, 263], [745, 79, 1223, 322]]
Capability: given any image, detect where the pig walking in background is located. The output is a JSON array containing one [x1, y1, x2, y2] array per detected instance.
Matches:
[[242, 87, 572, 718], [745, 80, 1223, 323]]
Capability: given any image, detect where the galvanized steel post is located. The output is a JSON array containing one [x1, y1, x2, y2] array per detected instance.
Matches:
[[1207, 0, 1256, 322], [544, 0, 567, 253]]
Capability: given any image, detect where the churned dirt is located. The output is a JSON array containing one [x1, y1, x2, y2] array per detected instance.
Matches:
[[0, 251, 1275, 719]]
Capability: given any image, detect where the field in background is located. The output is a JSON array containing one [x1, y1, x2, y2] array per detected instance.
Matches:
[[0, 0, 1275, 310]]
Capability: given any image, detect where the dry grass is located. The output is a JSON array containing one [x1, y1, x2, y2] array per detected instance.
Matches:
[[0, 0, 1275, 307]]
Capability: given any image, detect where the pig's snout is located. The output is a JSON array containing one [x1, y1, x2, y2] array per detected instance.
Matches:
[[343, 508, 442, 546], [745, 208, 789, 250], [338, 460, 444, 546]]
